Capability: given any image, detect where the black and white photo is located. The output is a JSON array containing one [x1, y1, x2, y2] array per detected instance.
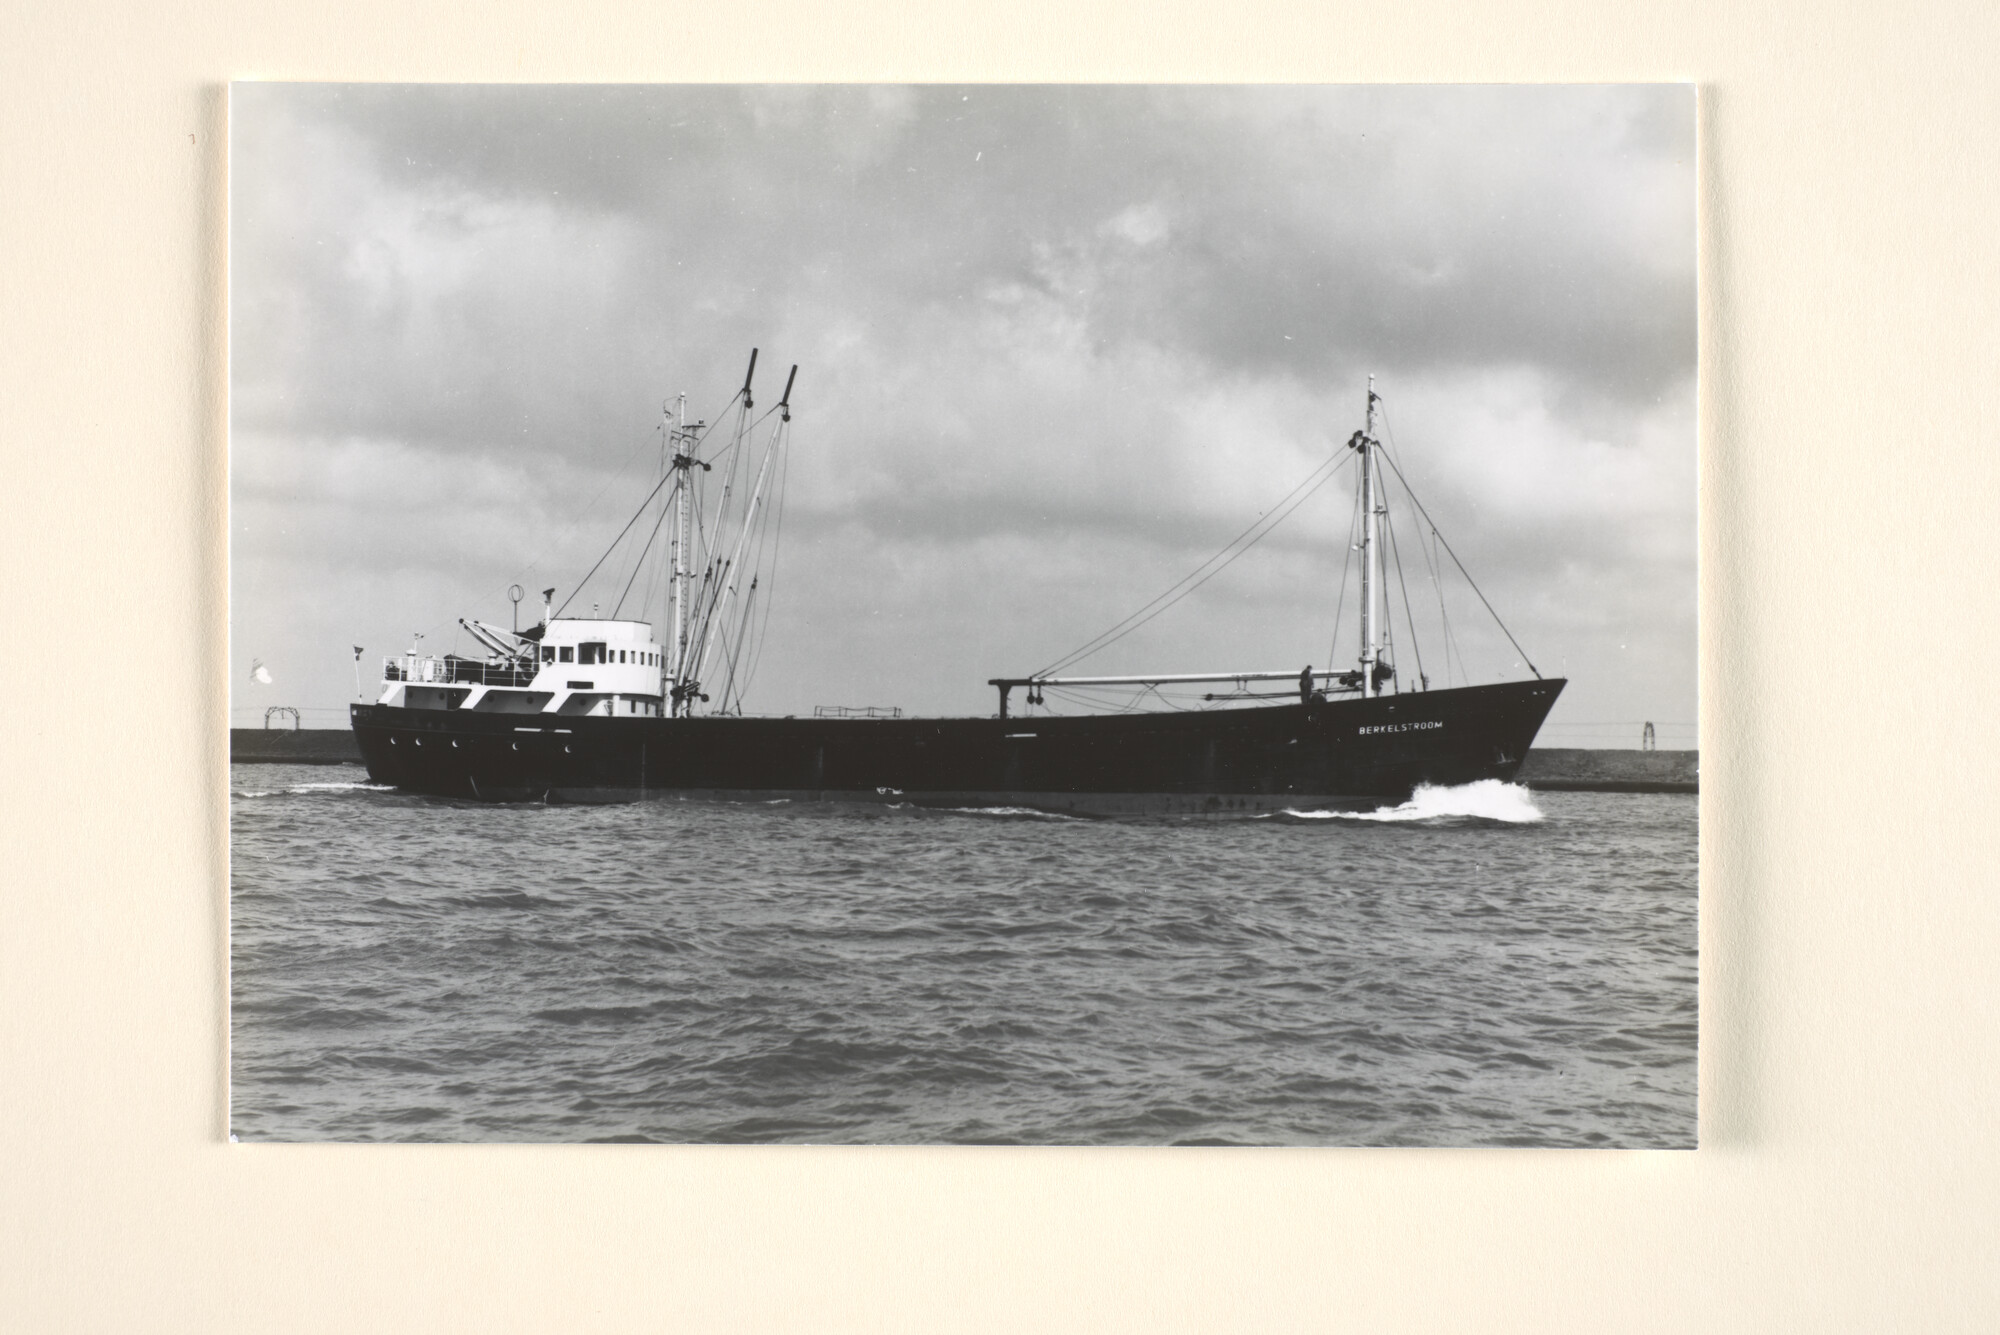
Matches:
[[229, 84, 1697, 1146]]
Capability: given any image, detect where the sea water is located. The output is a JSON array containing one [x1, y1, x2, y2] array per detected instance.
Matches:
[[229, 764, 1697, 1146]]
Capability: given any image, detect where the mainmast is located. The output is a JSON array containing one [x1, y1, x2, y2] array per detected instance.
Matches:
[[665, 392, 707, 716], [1358, 376, 1383, 698], [669, 394, 689, 689]]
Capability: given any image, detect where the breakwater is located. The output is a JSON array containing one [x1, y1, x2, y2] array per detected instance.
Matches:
[[1516, 748, 1697, 794], [231, 730, 1696, 793], [230, 728, 364, 765]]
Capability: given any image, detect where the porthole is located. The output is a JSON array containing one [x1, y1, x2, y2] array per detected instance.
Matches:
[[511, 742, 520, 751], [413, 737, 422, 747], [564, 745, 573, 754], [451, 739, 459, 748], [389, 737, 397, 746]]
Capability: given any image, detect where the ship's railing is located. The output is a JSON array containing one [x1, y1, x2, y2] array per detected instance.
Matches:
[[812, 704, 903, 718], [382, 655, 539, 688]]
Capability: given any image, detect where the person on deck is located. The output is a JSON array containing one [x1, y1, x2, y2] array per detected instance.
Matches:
[[1300, 665, 1314, 704]]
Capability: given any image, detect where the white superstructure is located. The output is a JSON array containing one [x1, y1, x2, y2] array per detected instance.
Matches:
[[378, 617, 666, 717]]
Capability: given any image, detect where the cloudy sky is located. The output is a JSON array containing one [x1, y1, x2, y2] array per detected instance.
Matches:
[[230, 84, 1695, 745]]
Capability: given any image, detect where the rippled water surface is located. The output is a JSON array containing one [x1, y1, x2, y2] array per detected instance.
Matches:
[[230, 764, 1697, 1145]]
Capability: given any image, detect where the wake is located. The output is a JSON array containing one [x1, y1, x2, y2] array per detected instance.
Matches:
[[1277, 779, 1543, 824], [934, 805, 1092, 821], [233, 781, 395, 799]]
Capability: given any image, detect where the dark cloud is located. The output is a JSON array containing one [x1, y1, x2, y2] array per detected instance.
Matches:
[[231, 84, 1694, 739], [233, 85, 1692, 439]]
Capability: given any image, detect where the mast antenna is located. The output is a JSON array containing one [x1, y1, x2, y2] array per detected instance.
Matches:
[[778, 364, 798, 422], [740, 347, 759, 410]]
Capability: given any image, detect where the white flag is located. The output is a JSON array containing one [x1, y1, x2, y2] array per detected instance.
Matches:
[[251, 659, 272, 685]]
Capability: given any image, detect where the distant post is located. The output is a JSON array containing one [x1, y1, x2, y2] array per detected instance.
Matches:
[[1642, 722, 1656, 751]]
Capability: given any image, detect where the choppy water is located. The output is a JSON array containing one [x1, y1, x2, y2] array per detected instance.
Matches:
[[230, 764, 1697, 1146]]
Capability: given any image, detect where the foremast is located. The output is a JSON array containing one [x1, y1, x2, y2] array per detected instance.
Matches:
[[995, 377, 1406, 718], [1356, 376, 1383, 699]]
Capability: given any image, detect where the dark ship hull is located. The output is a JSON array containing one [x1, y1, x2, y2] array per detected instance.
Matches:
[[351, 678, 1564, 814]]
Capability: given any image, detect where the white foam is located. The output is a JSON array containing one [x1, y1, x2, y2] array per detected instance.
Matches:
[[942, 805, 1085, 820], [1283, 779, 1544, 824], [286, 782, 395, 794]]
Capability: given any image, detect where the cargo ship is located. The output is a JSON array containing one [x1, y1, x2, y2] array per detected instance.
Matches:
[[351, 354, 1563, 812]]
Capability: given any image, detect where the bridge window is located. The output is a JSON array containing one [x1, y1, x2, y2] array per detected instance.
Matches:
[[559, 646, 573, 663], [541, 646, 554, 663]]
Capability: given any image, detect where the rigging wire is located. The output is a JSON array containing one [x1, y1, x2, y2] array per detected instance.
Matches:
[[1401, 491, 1457, 689], [493, 411, 671, 629], [718, 579, 756, 713], [601, 508, 648, 620], [1038, 679, 1294, 717], [668, 398, 775, 689], [738, 420, 793, 702], [666, 397, 772, 684], [697, 403, 757, 569], [1380, 480, 1427, 690], [1428, 519, 1463, 688], [1376, 405, 1463, 687], [611, 475, 681, 619], [685, 407, 788, 697], [550, 467, 682, 620], [637, 513, 663, 631], [1378, 429, 1450, 690], [731, 423, 787, 692], [552, 396, 761, 622], [1325, 475, 1363, 671], [1379, 555, 1397, 691], [398, 404, 708, 652], [676, 566, 717, 683], [685, 423, 750, 621], [1373, 438, 1542, 680], [1035, 448, 1356, 678]]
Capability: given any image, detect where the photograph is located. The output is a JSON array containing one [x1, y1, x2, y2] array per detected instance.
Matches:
[[228, 83, 1697, 1145]]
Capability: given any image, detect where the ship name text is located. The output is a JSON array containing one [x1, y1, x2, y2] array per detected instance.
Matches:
[[1358, 720, 1445, 735]]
